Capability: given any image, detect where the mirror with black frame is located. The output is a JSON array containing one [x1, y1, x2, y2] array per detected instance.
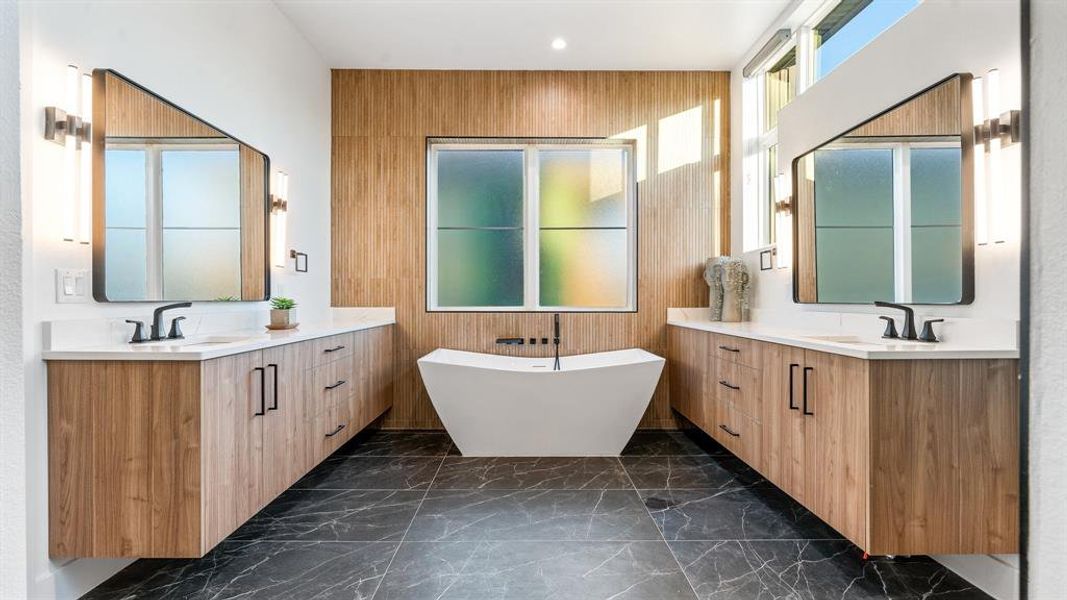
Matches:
[[792, 73, 974, 305], [92, 70, 270, 302]]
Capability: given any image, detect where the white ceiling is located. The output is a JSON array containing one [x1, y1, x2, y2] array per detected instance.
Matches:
[[274, 0, 791, 70]]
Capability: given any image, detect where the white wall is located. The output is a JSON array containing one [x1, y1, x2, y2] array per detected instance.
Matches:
[[1027, 0, 1067, 596], [17, 2, 331, 597], [731, 1, 1022, 598], [1, 2, 27, 599]]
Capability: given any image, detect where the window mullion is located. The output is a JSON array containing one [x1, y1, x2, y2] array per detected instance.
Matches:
[[146, 147, 163, 301], [524, 147, 540, 311], [893, 144, 912, 303]]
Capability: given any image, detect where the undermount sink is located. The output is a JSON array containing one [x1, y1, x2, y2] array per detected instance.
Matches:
[[802, 335, 866, 343], [143, 335, 253, 349], [800, 335, 927, 349]]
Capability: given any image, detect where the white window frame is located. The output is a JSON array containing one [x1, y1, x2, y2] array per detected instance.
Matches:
[[816, 137, 961, 302], [104, 139, 241, 300], [426, 139, 638, 313]]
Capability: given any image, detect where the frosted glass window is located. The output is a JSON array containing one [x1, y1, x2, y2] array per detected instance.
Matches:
[[437, 230, 524, 307], [437, 151, 524, 228], [912, 227, 962, 303], [161, 149, 241, 228], [816, 228, 894, 303], [429, 141, 635, 311], [910, 148, 961, 226], [539, 149, 627, 228], [911, 148, 962, 302], [814, 148, 894, 227], [105, 149, 147, 228], [540, 230, 627, 307], [105, 229, 147, 301], [162, 229, 241, 299]]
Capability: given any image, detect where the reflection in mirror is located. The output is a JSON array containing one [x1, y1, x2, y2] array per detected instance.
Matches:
[[92, 70, 269, 302], [792, 74, 973, 304]]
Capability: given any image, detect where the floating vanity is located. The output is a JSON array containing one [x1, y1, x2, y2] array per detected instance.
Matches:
[[45, 315, 395, 558], [667, 309, 1019, 556]]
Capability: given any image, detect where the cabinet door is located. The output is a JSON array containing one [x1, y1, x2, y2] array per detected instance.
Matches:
[[760, 343, 807, 499], [262, 343, 310, 499], [667, 326, 708, 426], [369, 325, 395, 422], [805, 349, 869, 547], [216, 351, 268, 524]]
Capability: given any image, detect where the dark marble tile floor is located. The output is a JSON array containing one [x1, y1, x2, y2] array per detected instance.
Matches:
[[83, 429, 991, 600]]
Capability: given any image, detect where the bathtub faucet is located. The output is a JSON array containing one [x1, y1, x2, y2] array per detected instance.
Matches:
[[553, 313, 561, 371]]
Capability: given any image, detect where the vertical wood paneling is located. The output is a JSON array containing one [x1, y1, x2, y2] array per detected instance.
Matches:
[[240, 146, 266, 300], [332, 70, 730, 430], [959, 359, 1020, 553], [847, 76, 961, 138]]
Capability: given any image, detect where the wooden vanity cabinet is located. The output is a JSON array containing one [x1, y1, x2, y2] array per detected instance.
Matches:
[[667, 326, 710, 428], [667, 324, 1019, 556], [47, 325, 394, 559]]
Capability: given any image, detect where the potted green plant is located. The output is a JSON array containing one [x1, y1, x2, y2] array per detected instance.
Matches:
[[269, 296, 298, 329]]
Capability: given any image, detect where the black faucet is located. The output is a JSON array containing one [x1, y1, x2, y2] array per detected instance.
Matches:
[[874, 301, 916, 340], [150, 302, 192, 341]]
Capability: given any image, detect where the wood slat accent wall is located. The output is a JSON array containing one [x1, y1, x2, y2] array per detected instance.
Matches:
[[847, 76, 961, 138], [332, 70, 730, 429], [239, 146, 267, 300], [104, 73, 224, 138]]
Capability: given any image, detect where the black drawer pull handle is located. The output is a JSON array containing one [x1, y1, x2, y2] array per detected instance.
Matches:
[[802, 366, 814, 416], [788, 363, 799, 410], [718, 380, 740, 391], [325, 424, 346, 438], [718, 345, 740, 353], [323, 345, 346, 353], [324, 379, 347, 391], [719, 424, 741, 437]]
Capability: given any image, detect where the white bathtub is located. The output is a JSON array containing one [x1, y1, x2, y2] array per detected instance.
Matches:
[[417, 348, 665, 456]]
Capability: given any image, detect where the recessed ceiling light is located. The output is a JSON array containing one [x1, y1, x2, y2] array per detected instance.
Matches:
[[551, 37, 567, 51]]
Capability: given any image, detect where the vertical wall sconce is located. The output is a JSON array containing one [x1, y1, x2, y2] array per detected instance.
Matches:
[[271, 171, 289, 268], [773, 173, 792, 269], [973, 68, 1021, 245], [45, 64, 93, 244]]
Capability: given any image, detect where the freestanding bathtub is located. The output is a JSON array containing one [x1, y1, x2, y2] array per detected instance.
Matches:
[[417, 348, 665, 456]]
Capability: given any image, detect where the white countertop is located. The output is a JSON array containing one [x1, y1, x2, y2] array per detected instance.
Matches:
[[667, 309, 1018, 360], [42, 313, 396, 361]]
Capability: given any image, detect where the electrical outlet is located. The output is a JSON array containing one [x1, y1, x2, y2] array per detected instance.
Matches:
[[55, 268, 90, 304]]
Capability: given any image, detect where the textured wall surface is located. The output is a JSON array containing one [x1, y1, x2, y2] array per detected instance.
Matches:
[[331, 69, 730, 430], [1027, 0, 1067, 595], [0, 2, 25, 598]]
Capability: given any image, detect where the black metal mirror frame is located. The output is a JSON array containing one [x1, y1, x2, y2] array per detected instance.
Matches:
[[790, 73, 976, 305], [91, 69, 271, 303]]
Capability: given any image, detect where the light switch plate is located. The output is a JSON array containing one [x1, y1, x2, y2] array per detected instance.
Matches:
[[55, 268, 90, 304]]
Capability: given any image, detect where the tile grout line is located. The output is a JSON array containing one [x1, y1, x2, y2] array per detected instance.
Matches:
[[367, 448, 450, 600], [617, 456, 702, 600]]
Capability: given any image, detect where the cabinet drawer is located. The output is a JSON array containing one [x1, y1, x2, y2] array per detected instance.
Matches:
[[713, 334, 761, 369], [712, 401, 761, 468], [713, 359, 761, 421], [308, 361, 355, 416], [312, 333, 354, 366], [310, 401, 353, 463]]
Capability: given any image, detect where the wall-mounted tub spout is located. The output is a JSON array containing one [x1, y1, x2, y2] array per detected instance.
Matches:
[[496, 337, 525, 345]]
